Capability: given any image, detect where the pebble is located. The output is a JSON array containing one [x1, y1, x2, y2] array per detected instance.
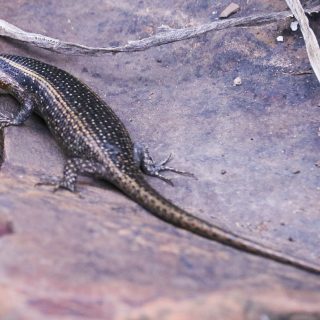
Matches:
[[219, 3, 240, 19]]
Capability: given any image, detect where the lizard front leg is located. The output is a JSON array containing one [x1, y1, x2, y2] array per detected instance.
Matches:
[[0, 96, 35, 129], [37, 158, 108, 192], [0, 77, 35, 129]]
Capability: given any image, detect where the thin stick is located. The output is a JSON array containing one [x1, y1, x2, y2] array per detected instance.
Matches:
[[0, 5, 319, 56]]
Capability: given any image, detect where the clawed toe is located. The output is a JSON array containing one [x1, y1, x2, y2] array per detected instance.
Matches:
[[35, 175, 60, 187], [155, 173, 174, 186], [159, 166, 196, 179], [159, 153, 173, 166]]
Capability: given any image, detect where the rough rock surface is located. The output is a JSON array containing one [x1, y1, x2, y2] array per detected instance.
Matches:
[[0, 0, 320, 319]]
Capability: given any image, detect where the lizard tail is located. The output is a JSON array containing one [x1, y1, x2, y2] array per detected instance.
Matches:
[[118, 175, 320, 275]]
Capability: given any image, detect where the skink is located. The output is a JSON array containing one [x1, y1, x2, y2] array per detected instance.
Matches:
[[0, 54, 318, 274]]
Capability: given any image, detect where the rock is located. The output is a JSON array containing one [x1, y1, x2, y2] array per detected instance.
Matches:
[[233, 76, 242, 86], [219, 3, 240, 19], [0, 0, 319, 319]]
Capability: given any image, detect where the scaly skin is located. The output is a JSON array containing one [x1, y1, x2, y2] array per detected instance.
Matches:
[[0, 54, 319, 275]]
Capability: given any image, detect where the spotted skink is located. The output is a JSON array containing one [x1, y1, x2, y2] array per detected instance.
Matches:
[[0, 54, 318, 274]]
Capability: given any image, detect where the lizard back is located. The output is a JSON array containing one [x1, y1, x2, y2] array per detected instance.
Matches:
[[0, 54, 136, 173]]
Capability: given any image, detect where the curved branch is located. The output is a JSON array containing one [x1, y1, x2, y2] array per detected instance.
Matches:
[[0, 5, 319, 56]]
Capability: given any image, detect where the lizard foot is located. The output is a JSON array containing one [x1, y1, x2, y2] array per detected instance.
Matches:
[[134, 144, 195, 186], [35, 175, 77, 193]]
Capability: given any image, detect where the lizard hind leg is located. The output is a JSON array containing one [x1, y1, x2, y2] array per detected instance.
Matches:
[[133, 143, 195, 186], [36, 158, 107, 193]]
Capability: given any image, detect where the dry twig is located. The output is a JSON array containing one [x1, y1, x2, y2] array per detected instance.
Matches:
[[0, 5, 319, 56], [285, 0, 320, 83]]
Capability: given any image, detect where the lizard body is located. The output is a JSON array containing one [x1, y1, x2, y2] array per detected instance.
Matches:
[[0, 54, 318, 274]]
